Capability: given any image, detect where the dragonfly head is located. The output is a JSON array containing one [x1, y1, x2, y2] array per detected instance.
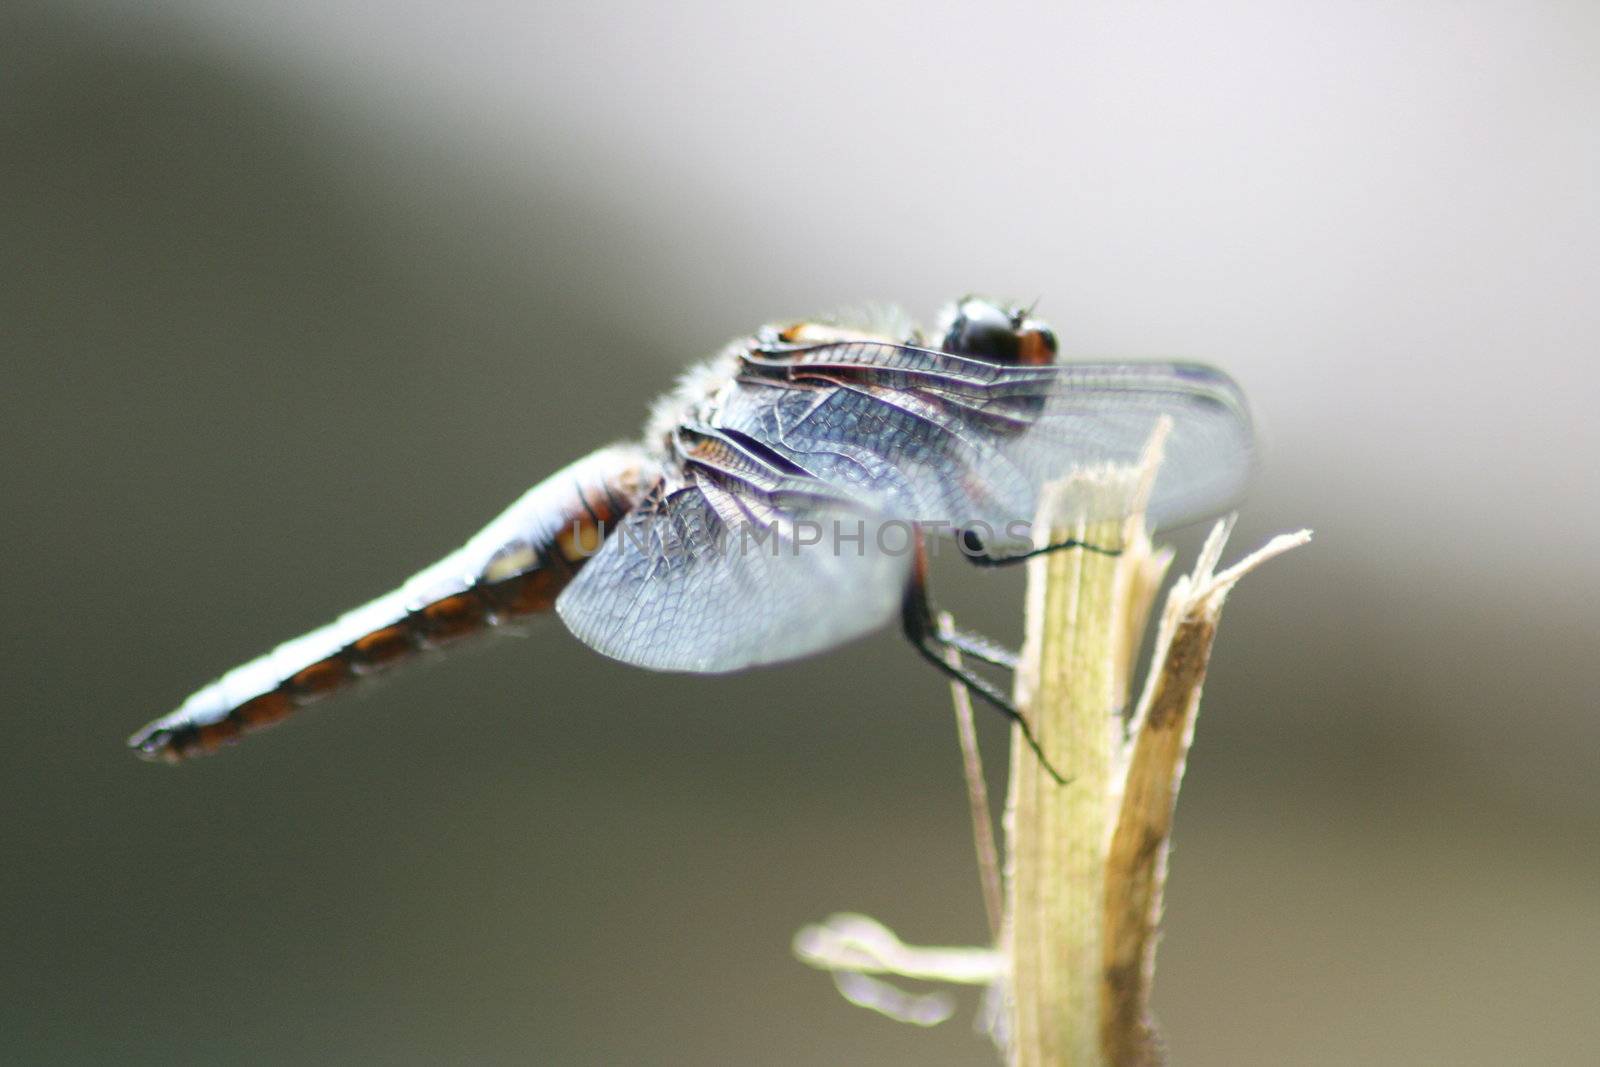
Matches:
[[937, 296, 1057, 365]]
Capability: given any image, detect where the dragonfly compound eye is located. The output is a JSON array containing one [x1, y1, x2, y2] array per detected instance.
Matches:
[[939, 298, 1022, 362], [1015, 322, 1058, 365]]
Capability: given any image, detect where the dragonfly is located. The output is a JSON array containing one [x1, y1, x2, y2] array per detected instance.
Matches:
[[128, 297, 1253, 770]]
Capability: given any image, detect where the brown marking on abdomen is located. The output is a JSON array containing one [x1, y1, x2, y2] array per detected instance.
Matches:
[[418, 591, 492, 645], [481, 565, 568, 618], [289, 657, 354, 701], [235, 691, 294, 730], [349, 624, 416, 673]]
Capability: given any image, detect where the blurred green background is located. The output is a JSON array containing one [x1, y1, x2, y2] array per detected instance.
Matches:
[[3, 1, 1596, 1063]]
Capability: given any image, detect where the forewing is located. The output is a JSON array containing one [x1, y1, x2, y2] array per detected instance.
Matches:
[[718, 343, 1254, 536], [555, 474, 910, 673]]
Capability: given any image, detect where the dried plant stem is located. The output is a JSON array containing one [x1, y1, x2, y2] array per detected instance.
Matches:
[[1005, 476, 1149, 1067], [939, 611, 1004, 942], [1006, 483, 1309, 1065], [1100, 526, 1311, 1064], [791, 443, 1310, 1067]]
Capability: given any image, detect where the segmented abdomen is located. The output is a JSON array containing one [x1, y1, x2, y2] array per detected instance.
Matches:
[[129, 444, 656, 762]]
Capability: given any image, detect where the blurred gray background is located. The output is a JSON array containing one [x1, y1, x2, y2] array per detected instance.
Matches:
[[3, 1, 1596, 1063]]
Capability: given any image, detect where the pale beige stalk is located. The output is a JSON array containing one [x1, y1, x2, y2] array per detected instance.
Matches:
[[1099, 525, 1310, 1064], [1003, 466, 1160, 1066], [939, 610, 1005, 942], [791, 442, 1311, 1067]]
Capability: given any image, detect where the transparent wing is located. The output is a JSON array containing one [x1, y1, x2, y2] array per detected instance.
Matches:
[[555, 473, 910, 673], [718, 342, 1254, 538]]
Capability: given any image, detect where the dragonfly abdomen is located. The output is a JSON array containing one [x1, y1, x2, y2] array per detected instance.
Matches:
[[129, 444, 657, 762], [129, 585, 504, 762]]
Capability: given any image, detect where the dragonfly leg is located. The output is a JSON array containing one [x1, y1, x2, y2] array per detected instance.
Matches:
[[941, 626, 1019, 671], [901, 561, 1067, 785], [959, 529, 1121, 568]]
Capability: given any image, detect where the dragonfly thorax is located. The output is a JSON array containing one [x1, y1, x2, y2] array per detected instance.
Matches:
[[643, 349, 741, 455]]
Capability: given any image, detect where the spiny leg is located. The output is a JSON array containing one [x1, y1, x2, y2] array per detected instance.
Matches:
[[901, 542, 1067, 786], [959, 528, 1122, 568], [942, 626, 1019, 671]]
